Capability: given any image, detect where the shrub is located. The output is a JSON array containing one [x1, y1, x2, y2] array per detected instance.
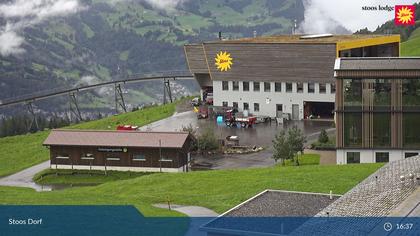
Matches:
[[318, 129, 329, 143]]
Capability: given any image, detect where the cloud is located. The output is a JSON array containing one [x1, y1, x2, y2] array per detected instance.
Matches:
[[300, 0, 419, 33], [0, 0, 84, 56]]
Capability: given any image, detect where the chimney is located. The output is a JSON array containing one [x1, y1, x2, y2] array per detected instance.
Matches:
[[218, 31, 222, 40]]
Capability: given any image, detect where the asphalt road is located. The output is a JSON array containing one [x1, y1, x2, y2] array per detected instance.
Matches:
[[0, 160, 51, 191]]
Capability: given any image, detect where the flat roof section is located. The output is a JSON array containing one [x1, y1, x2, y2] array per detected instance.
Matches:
[[221, 190, 340, 217], [43, 129, 191, 149], [189, 34, 400, 45], [335, 57, 420, 71]]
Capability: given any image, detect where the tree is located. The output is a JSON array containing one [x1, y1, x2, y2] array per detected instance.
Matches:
[[272, 126, 306, 166], [272, 130, 290, 165], [287, 126, 306, 166], [197, 128, 219, 151], [318, 129, 329, 143]]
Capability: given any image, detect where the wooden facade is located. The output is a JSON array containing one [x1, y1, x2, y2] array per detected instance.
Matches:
[[184, 35, 400, 85], [44, 130, 194, 172]]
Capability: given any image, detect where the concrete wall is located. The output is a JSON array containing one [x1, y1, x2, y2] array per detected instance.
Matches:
[[336, 149, 420, 164], [52, 164, 188, 173], [213, 80, 335, 119]]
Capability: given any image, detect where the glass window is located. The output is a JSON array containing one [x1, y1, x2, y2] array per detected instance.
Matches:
[[222, 81, 229, 91], [372, 113, 391, 147], [243, 81, 249, 91], [330, 83, 336, 93], [233, 102, 238, 109], [297, 82, 303, 93], [254, 103, 259, 112], [373, 79, 391, 109], [308, 82, 315, 93], [402, 79, 420, 110], [160, 156, 172, 162], [222, 101, 228, 107], [403, 113, 420, 148], [343, 113, 362, 147], [343, 79, 362, 110], [347, 152, 360, 164], [319, 83, 326, 94], [405, 152, 418, 158], [375, 152, 389, 163], [253, 82, 260, 92], [133, 154, 146, 161], [264, 82, 271, 92], [243, 102, 249, 111], [275, 82, 282, 92], [286, 83, 293, 92], [232, 81, 239, 91]]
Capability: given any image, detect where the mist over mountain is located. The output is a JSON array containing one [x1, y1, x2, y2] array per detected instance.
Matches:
[[0, 0, 352, 115]]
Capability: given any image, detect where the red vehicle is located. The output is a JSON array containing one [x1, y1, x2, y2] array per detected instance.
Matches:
[[224, 110, 256, 128], [116, 125, 139, 131]]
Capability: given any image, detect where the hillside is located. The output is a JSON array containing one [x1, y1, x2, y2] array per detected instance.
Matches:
[[401, 27, 420, 56], [0, 0, 304, 114]]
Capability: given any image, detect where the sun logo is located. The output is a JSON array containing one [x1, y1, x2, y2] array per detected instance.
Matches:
[[395, 5, 416, 26], [215, 51, 233, 72]]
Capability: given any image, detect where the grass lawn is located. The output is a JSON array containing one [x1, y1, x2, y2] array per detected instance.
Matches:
[[283, 153, 320, 166], [33, 169, 154, 185], [0, 102, 180, 177], [0, 162, 383, 216], [401, 27, 420, 56]]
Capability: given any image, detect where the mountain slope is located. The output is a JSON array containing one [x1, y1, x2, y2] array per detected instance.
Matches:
[[0, 0, 305, 114]]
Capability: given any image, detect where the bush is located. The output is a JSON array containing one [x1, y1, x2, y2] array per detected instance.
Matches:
[[197, 128, 219, 151], [318, 129, 329, 143]]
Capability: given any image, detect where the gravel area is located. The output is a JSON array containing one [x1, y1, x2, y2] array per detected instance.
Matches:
[[224, 190, 339, 217]]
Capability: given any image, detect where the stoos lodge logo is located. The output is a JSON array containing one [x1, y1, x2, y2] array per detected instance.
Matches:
[[395, 5, 416, 26], [215, 51, 233, 72]]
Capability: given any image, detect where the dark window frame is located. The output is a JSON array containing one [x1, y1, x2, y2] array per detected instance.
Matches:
[[346, 152, 360, 164], [286, 82, 293, 93], [243, 81, 250, 91], [253, 82, 260, 92], [222, 81, 229, 91], [375, 152, 389, 163], [308, 82, 315, 93], [232, 81, 239, 91], [275, 82, 282, 92], [264, 82, 271, 92], [254, 103, 260, 112]]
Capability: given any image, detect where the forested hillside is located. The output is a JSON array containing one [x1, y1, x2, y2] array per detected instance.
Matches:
[[0, 0, 304, 113]]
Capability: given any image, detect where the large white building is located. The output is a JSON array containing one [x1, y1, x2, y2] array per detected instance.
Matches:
[[184, 34, 400, 120]]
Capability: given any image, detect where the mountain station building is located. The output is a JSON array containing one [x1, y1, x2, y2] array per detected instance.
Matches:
[[43, 130, 194, 172], [184, 34, 400, 120], [335, 57, 420, 163]]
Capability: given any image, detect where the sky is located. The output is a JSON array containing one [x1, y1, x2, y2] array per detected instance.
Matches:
[[302, 0, 419, 33]]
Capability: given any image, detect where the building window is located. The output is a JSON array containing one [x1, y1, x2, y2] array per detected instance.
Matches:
[[330, 83, 336, 93], [297, 82, 303, 93], [405, 152, 418, 158], [275, 82, 281, 92], [264, 82, 271, 92], [222, 101, 228, 107], [372, 113, 391, 147], [346, 152, 360, 164], [159, 156, 172, 162], [403, 113, 420, 148], [373, 79, 391, 109], [319, 83, 326, 94], [232, 81, 239, 91], [286, 83, 293, 92], [254, 103, 260, 112], [343, 79, 362, 110], [253, 82, 260, 92], [375, 152, 389, 163], [343, 113, 362, 147], [222, 81, 229, 91], [81, 153, 94, 160], [233, 102, 238, 109], [243, 102, 249, 111], [133, 154, 146, 161], [402, 79, 420, 110], [243, 81, 249, 91], [308, 82, 315, 93]]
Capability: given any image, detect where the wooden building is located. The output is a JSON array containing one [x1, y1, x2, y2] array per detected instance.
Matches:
[[43, 130, 195, 172], [334, 57, 420, 164], [184, 34, 400, 120]]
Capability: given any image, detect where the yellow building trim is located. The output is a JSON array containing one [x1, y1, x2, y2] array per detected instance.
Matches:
[[201, 43, 214, 81], [335, 35, 400, 57]]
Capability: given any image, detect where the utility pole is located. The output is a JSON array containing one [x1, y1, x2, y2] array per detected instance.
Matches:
[[159, 139, 162, 173]]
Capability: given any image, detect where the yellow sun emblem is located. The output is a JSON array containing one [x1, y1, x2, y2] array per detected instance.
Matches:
[[396, 6, 414, 24], [215, 51, 233, 72]]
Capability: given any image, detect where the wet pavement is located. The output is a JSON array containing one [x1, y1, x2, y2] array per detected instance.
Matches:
[[141, 111, 335, 170], [139, 111, 335, 147]]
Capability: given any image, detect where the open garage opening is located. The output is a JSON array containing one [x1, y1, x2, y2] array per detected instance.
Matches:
[[304, 102, 334, 120]]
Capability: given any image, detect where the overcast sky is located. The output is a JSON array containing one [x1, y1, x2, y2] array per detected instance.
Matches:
[[304, 0, 419, 32]]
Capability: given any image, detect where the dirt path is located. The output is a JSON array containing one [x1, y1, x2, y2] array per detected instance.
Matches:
[[0, 160, 51, 191]]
